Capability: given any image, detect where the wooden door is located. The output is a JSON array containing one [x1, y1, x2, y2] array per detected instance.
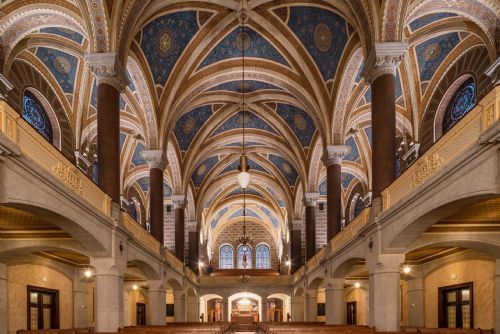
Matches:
[[136, 303, 146, 325], [347, 301, 357, 325]]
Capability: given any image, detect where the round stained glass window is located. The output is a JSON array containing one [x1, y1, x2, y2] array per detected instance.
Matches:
[[22, 91, 53, 142], [442, 78, 476, 133]]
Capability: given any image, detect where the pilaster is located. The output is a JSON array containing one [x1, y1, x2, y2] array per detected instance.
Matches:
[[325, 278, 345, 325], [305, 288, 318, 322], [174, 290, 187, 322], [407, 269, 425, 327]]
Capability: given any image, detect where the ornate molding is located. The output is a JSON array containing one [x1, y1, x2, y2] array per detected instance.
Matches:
[[303, 192, 320, 207], [322, 145, 350, 166], [0, 74, 13, 101], [363, 42, 408, 84], [172, 195, 187, 209], [85, 52, 128, 91], [141, 149, 167, 170], [410, 153, 444, 189], [52, 162, 87, 197]]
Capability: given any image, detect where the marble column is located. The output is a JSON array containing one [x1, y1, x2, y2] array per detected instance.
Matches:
[[0, 263, 7, 334], [304, 193, 319, 261], [172, 195, 187, 261], [174, 291, 187, 322], [91, 257, 126, 332], [407, 276, 425, 327], [368, 254, 404, 331], [325, 278, 345, 325], [305, 289, 318, 322], [323, 146, 349, 240], [495, 259, 500, 334], [291, 220, 303, 273], [142, 150, 167, 245], [363, 43, 407, 203], [147, 280, 166, 325], [86, 53, 127, 204]]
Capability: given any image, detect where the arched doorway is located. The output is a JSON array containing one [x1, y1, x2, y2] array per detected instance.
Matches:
[[228, 292, 262, 322], [199, 294, 224, 322], [267, 293, 291, 322]]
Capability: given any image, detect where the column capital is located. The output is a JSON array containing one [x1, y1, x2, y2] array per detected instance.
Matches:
[[303, 192, 320, 207], [291, 219, 304, 229], [172, 195, 187, 209], [363, 42, 408, 84], [0, 74, 14, 101], [85, 52, 128, 91], [141, 149, 168, 170], [322, 145, 351, 166]]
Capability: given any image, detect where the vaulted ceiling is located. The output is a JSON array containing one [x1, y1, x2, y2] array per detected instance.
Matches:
[[0, 0, 498, 249]]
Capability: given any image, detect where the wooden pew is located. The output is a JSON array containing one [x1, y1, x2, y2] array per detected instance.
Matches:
[[17, 329, 94, 334]]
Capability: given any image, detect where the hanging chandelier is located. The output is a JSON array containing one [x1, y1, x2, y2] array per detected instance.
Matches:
[[236, 3, 251, 282], [237, 3, 251, 190]]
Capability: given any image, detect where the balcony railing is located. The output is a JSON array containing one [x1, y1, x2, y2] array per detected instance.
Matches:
[[122, 212, 161, 254], [382, 86, 500, 211], [0, 101, 111, 216], [295, 86, 500, 282]]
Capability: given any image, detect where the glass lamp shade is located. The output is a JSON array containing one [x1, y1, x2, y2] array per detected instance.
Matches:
[[238, 171, 251, 188]]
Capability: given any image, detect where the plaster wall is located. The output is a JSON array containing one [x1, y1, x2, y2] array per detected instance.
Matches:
[[126, 289, 146, 326], [346, 288, 367, 325], [424, 259, 495, 329], [7, 264, 73, 334]]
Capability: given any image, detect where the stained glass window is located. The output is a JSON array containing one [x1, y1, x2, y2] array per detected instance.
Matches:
[[237, 245, 252, 269], [255, 244, 270, 269], [219, 245, 234, 269], [443, 78, 476, 134], [22, 91, 53, 142]]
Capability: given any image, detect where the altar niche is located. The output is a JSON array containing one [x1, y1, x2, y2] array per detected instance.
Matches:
[[232, 297, 259, 323]]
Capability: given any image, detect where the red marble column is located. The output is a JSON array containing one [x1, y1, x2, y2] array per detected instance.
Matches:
[[363, 43, 407, 200], [304, 192, 319, 261], [291, 228, 302, 274], [372, 73, 396, 198], [96, 83, 120, 202], [142, 150, 166, 245], [188, 231, 198, 273], [87, 53, 127, 204], [173, 195, 186, 262], [323, 146, 348, 241]]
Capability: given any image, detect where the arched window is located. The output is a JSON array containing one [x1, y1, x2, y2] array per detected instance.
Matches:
[[219, 245, 234, 269], [442, 78, 476, 134], [237, 245, 252, 269], [255, 244, 270, 269], [22, 90, 53, 142]]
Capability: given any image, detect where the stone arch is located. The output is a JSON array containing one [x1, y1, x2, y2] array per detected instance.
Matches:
[[333, 256, 366, 279], [126, 258, 161, 280]]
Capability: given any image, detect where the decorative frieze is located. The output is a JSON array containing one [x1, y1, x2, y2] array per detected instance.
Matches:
[[409, 153, 444, 189], [52, 162, 87, 197]]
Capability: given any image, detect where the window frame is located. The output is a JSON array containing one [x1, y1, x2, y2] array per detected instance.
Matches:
[[219, 244, 234, 269], [27, 285, 60, 330], [255, 243, 271, 269], [438, 282, 474, 329]]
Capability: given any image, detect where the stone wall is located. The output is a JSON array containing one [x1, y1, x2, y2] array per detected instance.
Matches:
[[316, 202, 327, 250], [164, 204, 175, 252]]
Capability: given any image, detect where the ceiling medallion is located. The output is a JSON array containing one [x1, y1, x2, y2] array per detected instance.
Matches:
[[294, 114, 307, 130], [54, 56, 72, 74], [183, 116, 196, 134], [423, 43, 441, 62], [282, 162, 292, 174], [314, 23, 332, 53], [158, 30, 173, 56], [197, 164, 207, 176], [236, 31, 251, 51]]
